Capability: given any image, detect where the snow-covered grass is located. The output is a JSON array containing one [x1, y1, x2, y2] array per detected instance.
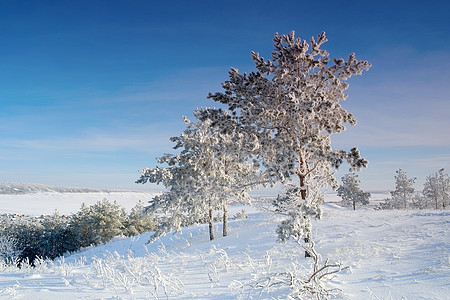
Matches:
[[0, 192, 448, 299]]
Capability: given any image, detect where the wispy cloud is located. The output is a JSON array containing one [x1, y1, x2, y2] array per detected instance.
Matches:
[[0, 127, 175, 154], [334, 121, 450, 148], [334, 50, 450, 149], [74, 67, 227, 106]]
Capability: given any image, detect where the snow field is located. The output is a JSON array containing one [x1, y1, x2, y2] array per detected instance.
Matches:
[[316, 205, 449, 299], [0, 191, 160, 215], [0, 193, 448, 299]]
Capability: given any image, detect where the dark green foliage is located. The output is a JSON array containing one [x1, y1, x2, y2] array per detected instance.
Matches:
[[39, 211, 80, 259], [0, 199, 157, 265], [71, 199, 126, 245], [70, 203, 101, 248], [123, 200, 157, 237], [5, 218, 44, 263]]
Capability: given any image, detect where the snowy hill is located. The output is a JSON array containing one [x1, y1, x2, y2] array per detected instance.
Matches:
[[0, 193, 448, 299], [0, 182, 105, 194]]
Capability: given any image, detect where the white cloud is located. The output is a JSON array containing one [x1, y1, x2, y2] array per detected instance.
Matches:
[[0, 127, 175, 153], [334, 95, 450, 148]]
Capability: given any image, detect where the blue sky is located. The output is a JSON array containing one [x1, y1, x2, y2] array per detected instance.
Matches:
[[0, 0, 449, 191]]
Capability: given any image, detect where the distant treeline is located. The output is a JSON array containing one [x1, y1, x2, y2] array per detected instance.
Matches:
[[0, 182, 106, 194]]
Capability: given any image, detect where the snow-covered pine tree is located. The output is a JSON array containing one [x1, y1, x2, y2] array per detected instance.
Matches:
[[71, 199, 126, 246], [70, 203, 101, 247], [4, 217, 44, 263], [137, 113, 261, 241], [337, 173, 370, 210], [38, 210, 78, 259], [90, 199, 126, 243], [123, 200, 157, 237], [423, 168, 450, 209], [389, 169, 416, 209], [206, 31, 370, 253], [0, 234, 21, 264]]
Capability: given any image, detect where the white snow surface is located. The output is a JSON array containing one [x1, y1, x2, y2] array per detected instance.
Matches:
[[0, 191, 160, 215], [0, 192, 448, 299]]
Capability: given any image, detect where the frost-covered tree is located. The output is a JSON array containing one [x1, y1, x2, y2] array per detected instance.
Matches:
[[0, 201, 139, 264], [337, 173, 370, 210], [411, 193, 430, 209], [123, 200, 157, 237], [0, 214, 66, 263], [70, 203, 101, 247], [423, 168, 450, 210], [89, 198, 126, 243], [71, 199, 126, 246], [12, 219, 44, 263], [137, 113, 261, 241], [0, 234, 21, 264], [38, 211, 79, 259], [387, 169, 416, 209], [206, 31, 370, 252]]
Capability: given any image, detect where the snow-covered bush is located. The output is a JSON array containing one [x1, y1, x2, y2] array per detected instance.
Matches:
[[4, 217, 44, 263], [0, 235, 21, 264], [0, 199, 157, 264], [123, 200, 157, 237], [380, 169, 416, 209], [38, 211, 79, 260], [70, 203, 102, 248], [71, 198, 126, 246], [337, 173, 370, 210], [248, 240, 347, 299], [0, 213, 78, 263], [88, 198, 126, 243], [233, 209, 248, 220], [411, 193, 430, 209], [423, 168, 450, 210]]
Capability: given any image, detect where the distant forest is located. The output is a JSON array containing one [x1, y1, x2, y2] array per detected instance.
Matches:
[[0, 182, 106, 194]]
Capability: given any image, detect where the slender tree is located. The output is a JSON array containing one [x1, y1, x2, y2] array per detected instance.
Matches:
[[423, 168, 450, 209], [337, 173, 370, 210], [137, 113, 261, 241], [206, 31, 371, 254], [390, 169, 416, 209]]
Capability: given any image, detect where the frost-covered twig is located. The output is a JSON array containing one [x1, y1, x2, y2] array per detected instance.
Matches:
[[0, 281, 20, 297], [247, 239, 346, 299]]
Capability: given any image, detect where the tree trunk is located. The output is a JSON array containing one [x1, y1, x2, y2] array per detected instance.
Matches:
[[304, 229, 312, 258], [208, 206, 214, 241], [299, 173, 307, 201], [299, 173, 312, 258], [353, 201, 356, 210], [223, 201, 228, 237]]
